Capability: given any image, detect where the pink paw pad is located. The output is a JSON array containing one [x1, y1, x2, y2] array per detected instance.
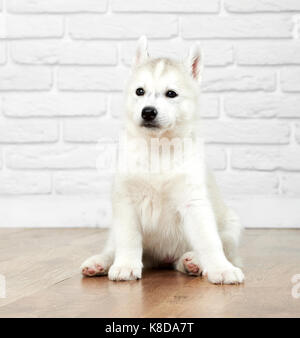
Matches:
[[82, 267, 95, 276], [182, 257, 201, 275], [187, 263, 199, 274], [95, 264, 104, 272]]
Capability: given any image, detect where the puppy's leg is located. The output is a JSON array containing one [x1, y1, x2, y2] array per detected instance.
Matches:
[[207, 171, 243, 268], [108, 197, 143, 281], [81, 232, 114, 277], [175, 251, 202, 276], [182, 198, 244, 284], [220, 208, 243, 268]]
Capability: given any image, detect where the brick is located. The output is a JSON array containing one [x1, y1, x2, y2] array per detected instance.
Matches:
[[121, 41, 233, 67], [69, 15, 177, 39], [206, 146, 226, 170], [64, 118, 122, 143], [281, 68, 300, 92], [199, 95, 220, 118], [58, 66, 129, 91], [54, 172, 112, 195], [3, 93, 107, 117], [0, 172, 51, 195], [281, 174, 300, 196], [232, 146, 300, 171], [224, 94, 300, 118], [295, 124, 300, 143], [0, 118, 58, 143], [0, 66, 52, 91], [0, 41, 5, 64], [109, 93, 124, 118], [0, 196, 112, 228], [236, 42, 300, 65], [6, 145, 101, 169], [229, 196, 300, 228], [112, 0, 219, 13], [7, 15, 64, 38], [215, 172, 279, 195], [0, 14, 4, 38], [11, 41, 117, 65], [8, 0, 107, 13], [298, 21, 300, 38], [203, 121, 290, 144], [202, 68, 276, 92], [225, 0, 300, 12], [182, 15, 292, 39]]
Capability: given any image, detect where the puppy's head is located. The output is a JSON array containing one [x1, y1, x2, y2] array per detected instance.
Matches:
[[125, 36, 202, 137]]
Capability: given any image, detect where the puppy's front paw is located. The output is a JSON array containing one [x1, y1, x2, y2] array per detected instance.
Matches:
[[108, 264, 142, 281], [204, 266, 244, 285]]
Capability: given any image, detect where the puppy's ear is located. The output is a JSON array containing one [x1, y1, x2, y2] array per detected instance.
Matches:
[[185, 44, 202, 83], [133, 36, 149, 67]]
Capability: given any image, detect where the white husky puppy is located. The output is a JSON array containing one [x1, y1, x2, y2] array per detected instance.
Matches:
[[81, 37, 244, 284]]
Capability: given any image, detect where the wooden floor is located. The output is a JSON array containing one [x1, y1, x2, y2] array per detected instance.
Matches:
[[0, 228, 299, 318]]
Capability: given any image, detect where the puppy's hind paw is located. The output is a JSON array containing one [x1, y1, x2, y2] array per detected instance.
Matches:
[[81, 254, 112, 277], [176, 251, 202, 276]]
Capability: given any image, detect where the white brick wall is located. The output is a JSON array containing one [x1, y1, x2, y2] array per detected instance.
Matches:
[[6, 15, 64, 38], [7, 0, 108, 13], [0, 0, 299, 228]]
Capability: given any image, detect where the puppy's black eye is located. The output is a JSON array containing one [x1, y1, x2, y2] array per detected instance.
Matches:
[[166, 90, 178, 98], [136, 88, 145, 96]]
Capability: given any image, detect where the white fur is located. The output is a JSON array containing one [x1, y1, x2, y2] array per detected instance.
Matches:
[[81, 37, 244, 284]]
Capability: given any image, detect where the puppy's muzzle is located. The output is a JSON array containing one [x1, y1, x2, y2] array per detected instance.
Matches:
[[141, 106, 158, 128]]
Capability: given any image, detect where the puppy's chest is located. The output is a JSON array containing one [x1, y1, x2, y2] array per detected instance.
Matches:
[[125, 174, 186, 228]]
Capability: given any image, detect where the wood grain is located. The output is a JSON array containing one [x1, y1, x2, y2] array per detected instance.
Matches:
[[0, 228, 299, 317]]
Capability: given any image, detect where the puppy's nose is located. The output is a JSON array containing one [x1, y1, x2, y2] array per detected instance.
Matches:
[[141, 106, 157, 121]]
